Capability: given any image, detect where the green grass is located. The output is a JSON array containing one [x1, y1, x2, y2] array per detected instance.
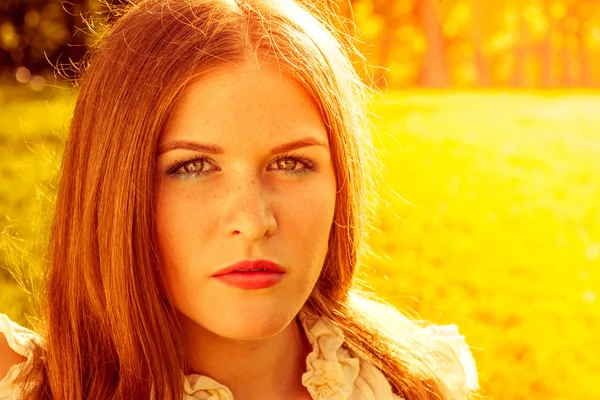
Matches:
[[0, 83, 74, 323], [1, 84, 599, 399], [367, 90, 600, 400]]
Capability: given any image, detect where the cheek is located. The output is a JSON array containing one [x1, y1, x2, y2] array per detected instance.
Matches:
[[153, 185, 216, 287], [281, 182, 336, 258], [155, 180, 220, 241]]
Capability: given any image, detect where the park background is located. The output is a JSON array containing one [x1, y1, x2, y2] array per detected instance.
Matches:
[[1, 0, 599, 398]]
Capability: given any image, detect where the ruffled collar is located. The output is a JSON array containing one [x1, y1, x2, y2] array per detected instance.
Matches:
[[182, 309, 359, 400]]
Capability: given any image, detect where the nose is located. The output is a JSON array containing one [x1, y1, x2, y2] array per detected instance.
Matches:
[[223, 175, 277, 240]]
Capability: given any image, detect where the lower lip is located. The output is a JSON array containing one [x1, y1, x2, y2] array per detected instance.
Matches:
[[213, 271, 285, 290]]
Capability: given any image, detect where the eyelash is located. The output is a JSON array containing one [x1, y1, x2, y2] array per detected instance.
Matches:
[[165, 152, 317, 180]]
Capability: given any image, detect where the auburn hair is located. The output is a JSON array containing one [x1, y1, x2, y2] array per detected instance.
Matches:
[[19, 0, 472, 398]]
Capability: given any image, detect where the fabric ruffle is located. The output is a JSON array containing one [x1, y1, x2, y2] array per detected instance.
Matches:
[[423, 324, 479, 395], [298, 311, 360, 400], [183, 374, 234, 400]]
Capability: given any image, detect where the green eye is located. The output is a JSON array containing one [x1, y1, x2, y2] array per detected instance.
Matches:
[[269, 153, 316, 176], [166, 155, 216, 179]]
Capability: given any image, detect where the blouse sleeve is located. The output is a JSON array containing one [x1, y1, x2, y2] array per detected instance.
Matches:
[[0, 314, 40, 398], [424, 324, 479, 396]]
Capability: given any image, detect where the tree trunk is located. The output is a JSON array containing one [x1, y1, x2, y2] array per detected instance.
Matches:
[[416, 0, 451, 87], [471, 0, 489, 87], [559, 23, 573, 86], [539, 1, 554, 88], [511, 7, 526, 87], [575, 14, 592, 86]]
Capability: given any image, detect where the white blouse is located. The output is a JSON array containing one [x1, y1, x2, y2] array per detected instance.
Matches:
[[0, 311, 478, 399]]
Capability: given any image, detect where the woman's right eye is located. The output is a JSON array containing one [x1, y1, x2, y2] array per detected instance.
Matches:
[[166, 156, 217, 180]]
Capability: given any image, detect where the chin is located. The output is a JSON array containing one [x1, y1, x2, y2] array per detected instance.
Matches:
[[200, 303, 299, 341], [219, 322, 286, 340]]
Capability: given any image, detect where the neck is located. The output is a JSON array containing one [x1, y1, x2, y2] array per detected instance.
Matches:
[[180, 314, 312, 399]]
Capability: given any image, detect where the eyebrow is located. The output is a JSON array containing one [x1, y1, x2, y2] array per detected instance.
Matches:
[[156, 137, 330, 156]]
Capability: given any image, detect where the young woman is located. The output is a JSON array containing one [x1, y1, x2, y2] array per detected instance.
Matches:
[[0, 0, 479, 399]]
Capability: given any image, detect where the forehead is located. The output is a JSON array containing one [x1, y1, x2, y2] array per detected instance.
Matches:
[[161, 62, 327, 147]]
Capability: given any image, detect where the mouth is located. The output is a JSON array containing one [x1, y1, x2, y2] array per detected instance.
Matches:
[[212, 259, 286, 277], [212, 259, 286, 290]]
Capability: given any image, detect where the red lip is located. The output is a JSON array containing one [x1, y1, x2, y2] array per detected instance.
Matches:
[[212, 260, 286, 277], [212, 260, 286, 290]]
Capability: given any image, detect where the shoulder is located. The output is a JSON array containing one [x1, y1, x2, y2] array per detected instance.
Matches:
[[344, 295, 479, 396], [422, 323, 480, 395], [351, 321, 478, 399], [0, 314, 40, 387], [0, 331, 25, 382]]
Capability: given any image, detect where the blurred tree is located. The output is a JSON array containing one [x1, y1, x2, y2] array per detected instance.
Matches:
[[511, 4, 527, 87], [1, 0, 599, 87], [567, 0, 594, 86], [538, 0, 554, 87], [331, 0, 417, 87], [471, 0, 490, 86], [369, 0, 412, 86], [417, 0, 451, 87], [0, 0, 86, 75], [0, 0, 115, 77]]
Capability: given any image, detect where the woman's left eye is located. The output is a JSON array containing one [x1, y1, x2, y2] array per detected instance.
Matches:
[[268, 153, 316, 175]]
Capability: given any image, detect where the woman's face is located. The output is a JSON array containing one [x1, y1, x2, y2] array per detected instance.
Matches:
[[154, 62, 337, 340]]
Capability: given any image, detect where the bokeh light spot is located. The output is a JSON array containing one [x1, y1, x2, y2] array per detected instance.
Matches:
[[15, 67, 31, 83]]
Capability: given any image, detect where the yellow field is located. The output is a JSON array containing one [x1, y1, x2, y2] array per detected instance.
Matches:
[[1, 85, 598, 399]]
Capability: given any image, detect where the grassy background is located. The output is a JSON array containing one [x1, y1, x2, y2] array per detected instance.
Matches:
[[1, 84, 599, 399]]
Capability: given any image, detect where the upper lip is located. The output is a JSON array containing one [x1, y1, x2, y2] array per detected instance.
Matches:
[[212, 259, 286, 277]]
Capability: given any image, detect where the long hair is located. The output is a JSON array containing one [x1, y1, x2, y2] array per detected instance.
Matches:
[[20, 0, 472, 398]]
